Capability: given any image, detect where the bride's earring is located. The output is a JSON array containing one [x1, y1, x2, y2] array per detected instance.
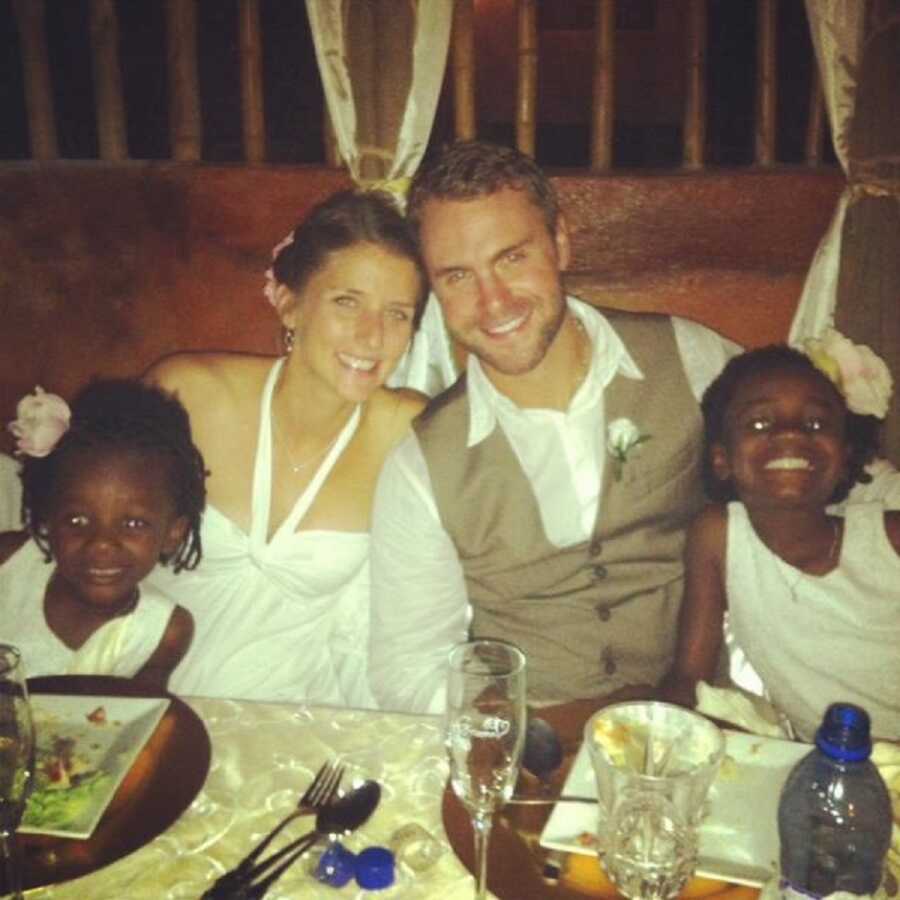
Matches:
[[283, 327, 295, 354]]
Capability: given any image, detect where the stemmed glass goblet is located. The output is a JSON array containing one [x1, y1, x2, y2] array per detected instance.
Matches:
[[444, 639, 526, 900], [0, 644, 35, 900]]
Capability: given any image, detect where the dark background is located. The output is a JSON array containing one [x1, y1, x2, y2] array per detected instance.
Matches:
[[0, 0, 834, 168]]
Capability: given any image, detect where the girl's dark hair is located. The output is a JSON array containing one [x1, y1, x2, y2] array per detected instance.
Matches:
[[701, 344, 879, 504], [21, 378, 207, 572], [271, 188, 428, 328]]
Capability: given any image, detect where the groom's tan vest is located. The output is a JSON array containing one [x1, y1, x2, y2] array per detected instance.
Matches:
[[413, 311, 705, 704]]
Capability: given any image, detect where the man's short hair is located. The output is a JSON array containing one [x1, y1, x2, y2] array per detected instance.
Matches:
[[407, 141, 560, 242]]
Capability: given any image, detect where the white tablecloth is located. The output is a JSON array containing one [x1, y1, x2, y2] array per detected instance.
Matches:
[[25, 697, 488, 899]]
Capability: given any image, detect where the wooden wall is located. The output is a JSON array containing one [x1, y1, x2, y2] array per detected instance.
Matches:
[[0, 163, 842, 446]]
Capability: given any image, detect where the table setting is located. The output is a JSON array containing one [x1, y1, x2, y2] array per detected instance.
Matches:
[[2, 672, 481, 899], [1, 640, 898, 900]]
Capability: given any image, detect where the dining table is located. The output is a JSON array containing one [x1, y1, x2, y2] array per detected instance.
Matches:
[[15, 678, 763, 900]]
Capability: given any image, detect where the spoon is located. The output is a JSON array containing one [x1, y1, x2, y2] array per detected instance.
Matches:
[[203, 780, 381, 899]]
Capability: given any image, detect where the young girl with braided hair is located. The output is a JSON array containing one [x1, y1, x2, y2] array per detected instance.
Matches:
[[662, 333, 900, 741], [0, 378, 206, 692]]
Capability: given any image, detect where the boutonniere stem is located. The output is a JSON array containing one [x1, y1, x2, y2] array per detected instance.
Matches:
[[606, 418, 651, 482]]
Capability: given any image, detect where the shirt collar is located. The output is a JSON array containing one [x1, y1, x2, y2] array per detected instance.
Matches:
[[465, 297, 644, 447]]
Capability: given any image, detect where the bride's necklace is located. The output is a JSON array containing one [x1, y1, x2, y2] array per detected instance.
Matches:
[[273, 410, 347, 475]]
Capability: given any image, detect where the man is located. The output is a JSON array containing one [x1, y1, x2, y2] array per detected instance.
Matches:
[[368, 141, 739, 714]]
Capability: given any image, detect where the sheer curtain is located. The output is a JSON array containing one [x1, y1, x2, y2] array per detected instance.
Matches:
[[305, 0, 458, 396], [792, 1, 900, 462]]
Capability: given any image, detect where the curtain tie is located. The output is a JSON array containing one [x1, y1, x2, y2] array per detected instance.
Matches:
[[847, 157, 900, 202]]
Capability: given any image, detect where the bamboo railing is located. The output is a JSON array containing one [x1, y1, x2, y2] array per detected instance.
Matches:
[[590, 0, 616, 170], [238, 0, 265, 164], [165, 0, 202, 162], [13, 0, 58, 160], [90, 0, 127, 161], [8, 0, 827, 171], [452, 0, 476, 142], [754, 0, 778, 166], [682, 0, 708, 169]]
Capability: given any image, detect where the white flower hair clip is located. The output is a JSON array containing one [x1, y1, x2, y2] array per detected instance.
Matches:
[[8, 386, 71, 458], [606, 417, 651, 482], [263, 229, 296, 313], [802, 328, 894, 419]]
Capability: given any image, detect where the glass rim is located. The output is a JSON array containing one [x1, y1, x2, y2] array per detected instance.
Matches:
[[583, 699, 726, 779], [447, 638, 526, 676]]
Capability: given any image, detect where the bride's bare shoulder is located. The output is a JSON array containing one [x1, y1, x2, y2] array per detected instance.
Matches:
[[364, 386, 427, 439], [143, 351, 276, 407]]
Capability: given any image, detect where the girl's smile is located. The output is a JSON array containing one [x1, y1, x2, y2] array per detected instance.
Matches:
[[713, 366, 850, 509], [46, 448, 187, 613]]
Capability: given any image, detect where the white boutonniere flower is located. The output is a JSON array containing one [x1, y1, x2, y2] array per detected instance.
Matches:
[[606, 417, 651, 481]]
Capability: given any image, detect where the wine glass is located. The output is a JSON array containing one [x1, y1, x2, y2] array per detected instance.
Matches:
[[444, 639, 526, 900], [0, 644, 35, 900]]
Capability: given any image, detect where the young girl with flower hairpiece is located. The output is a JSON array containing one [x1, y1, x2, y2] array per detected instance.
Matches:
[[0, 379, 206, 692], [661, 331, 900, 741]]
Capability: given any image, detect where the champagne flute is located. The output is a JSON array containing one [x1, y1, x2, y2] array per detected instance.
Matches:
[[0, 645, 35, 900], [444, 639, 526, 899]]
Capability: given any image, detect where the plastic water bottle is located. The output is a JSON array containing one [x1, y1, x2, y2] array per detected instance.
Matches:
[[778, 703, 891, 899]]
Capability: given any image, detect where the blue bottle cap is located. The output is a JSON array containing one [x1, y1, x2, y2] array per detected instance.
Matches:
[[355, 846, 396, 890], [314, 841, 357, 888], [815, 703, 872, 762]]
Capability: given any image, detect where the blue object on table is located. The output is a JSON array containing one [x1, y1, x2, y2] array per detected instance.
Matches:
[[778, 703, 892, 899], [314, 841, 356, 888], [355, 846, 395, 890]]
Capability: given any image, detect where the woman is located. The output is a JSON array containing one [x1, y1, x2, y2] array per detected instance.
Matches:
[[145, 189, 428, 706]]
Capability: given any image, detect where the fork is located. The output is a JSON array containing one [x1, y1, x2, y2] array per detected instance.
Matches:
[[202, 760, 343, 897], [206, 830, 320, 899]]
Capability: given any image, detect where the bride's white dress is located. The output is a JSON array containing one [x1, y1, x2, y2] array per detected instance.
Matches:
[[149, 359, 374, 707]]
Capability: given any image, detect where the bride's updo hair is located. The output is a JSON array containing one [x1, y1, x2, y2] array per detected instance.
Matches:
[[271, 190, 428, 328]]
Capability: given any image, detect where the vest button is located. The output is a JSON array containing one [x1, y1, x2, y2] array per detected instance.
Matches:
[[604, 655, 617, 675], [595, 602, 611, 621], [589, 538, 603, 557], [592, 564, 608, 581]]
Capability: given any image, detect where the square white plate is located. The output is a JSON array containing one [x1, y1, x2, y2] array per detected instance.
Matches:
[[539, 730, 809, 887], [20, 694, 170, 840]]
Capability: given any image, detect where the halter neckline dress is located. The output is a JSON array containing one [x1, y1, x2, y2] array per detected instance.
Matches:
[[151, 359, 374, 706]]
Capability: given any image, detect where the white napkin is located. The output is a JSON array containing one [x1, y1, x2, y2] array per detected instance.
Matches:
[[695, 681, 791, 738], [696, 681, 900, 900]]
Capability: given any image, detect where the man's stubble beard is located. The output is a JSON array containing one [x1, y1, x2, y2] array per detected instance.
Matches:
[[472, 282, 568, 378]]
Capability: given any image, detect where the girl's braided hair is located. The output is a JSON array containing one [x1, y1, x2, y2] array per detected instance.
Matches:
[[21, 378, 207, 571]]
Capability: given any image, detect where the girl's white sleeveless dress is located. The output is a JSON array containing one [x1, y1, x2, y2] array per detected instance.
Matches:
[[0, 540, 175, 677], [726, 500, 900, 741], [149, 359, 375, 707]]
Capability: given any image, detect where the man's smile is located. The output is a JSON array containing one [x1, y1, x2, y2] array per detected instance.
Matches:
[[484, 313, 528, 337]]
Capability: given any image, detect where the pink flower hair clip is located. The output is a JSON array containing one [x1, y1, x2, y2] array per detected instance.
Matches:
[[263, 230, 296, 314], [802, 328, 894, 419], [8, 386, 71, 458]]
